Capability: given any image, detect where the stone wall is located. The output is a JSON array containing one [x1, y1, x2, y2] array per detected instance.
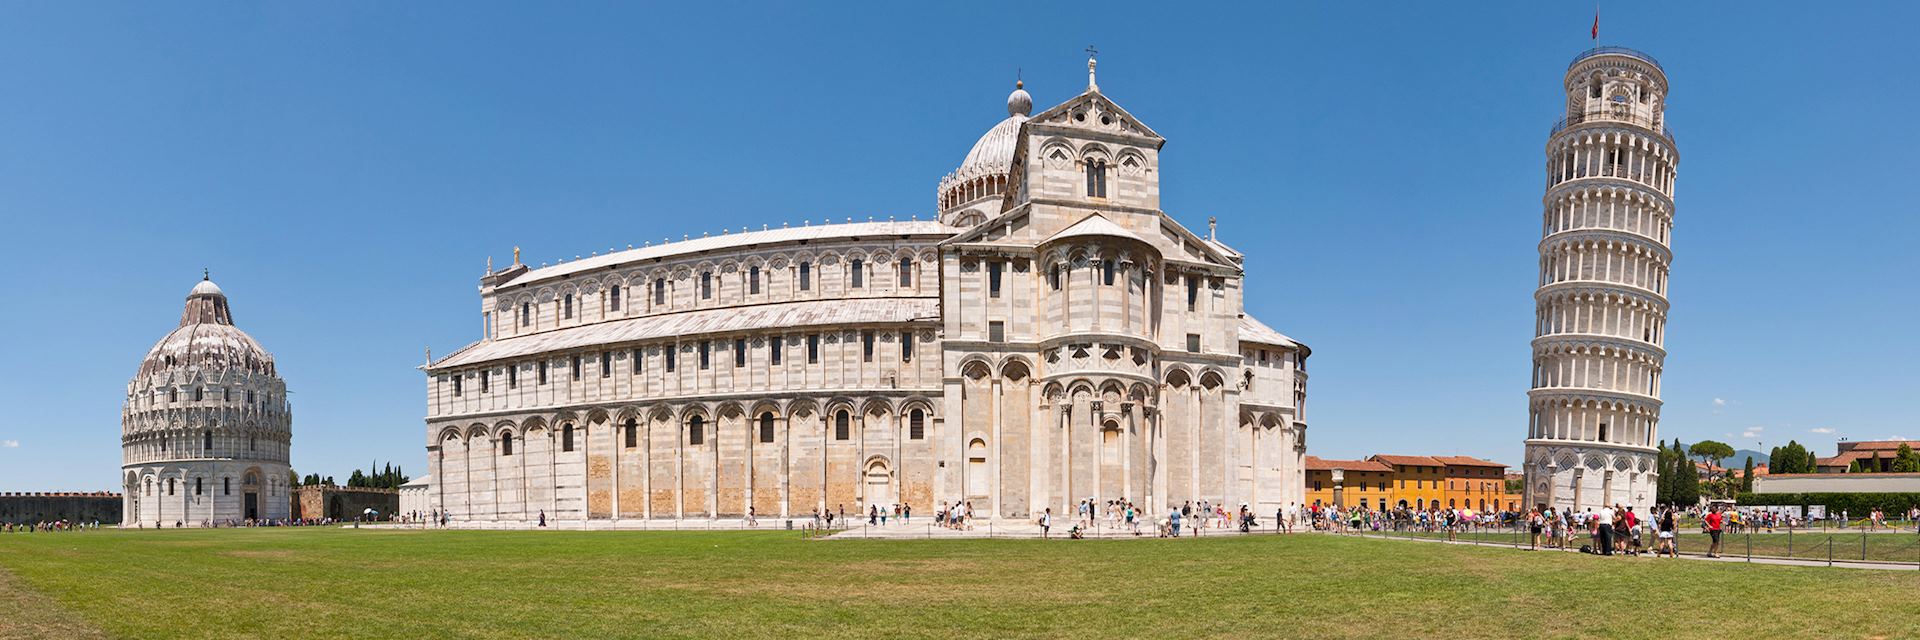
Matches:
[[291, 486, 400, 520], [0, 492, 122, 525]]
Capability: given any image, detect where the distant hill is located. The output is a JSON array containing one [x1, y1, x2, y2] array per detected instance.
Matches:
[[1731, 449, 1770, 467]]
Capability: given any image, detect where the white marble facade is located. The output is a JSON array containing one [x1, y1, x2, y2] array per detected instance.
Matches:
[[424, 58, 1311, 524], [1525, 47, 1678, 512], [122, 278, 294, 526]]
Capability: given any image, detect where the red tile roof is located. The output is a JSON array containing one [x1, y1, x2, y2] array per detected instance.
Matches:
[[1434, 456, 1507, 469], [1369, 454, 1444, 467], [1305, 456, 1393, 472]]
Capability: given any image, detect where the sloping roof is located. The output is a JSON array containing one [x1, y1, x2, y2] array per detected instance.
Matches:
[[400, 475, 431, 488], [1306, 456, 1392, 472], [1435, 456, 1507, 469], [498, 221, 956, 290], [1237, 314, 1301, 350], [1043, 213, 1146, 244], [431, 298, 938, 370], [1369, 454, 1444, 468], [1842, 440, 1920, 451]]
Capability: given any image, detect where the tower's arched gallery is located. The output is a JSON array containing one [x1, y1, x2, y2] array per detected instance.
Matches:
[[1525, 47, 1678, 511], [123, 277, 294, 526], [424, 60, 1312, 524]]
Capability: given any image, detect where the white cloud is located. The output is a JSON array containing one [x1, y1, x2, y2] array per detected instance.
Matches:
[[1740, 426, 1765, 438], [1713, 398, 1727, 408], [1810, 427, 1835, 434], [1, 440, 16, 448], [1712, 398, 1738, 414]]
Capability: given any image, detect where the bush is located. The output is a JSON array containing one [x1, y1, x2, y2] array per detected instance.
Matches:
[[1738, 492, 1920, 514]]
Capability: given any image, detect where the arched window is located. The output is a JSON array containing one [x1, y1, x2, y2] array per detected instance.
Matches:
[[563, 293, 574, 319], [700, 271, 713, 299], [850, 259, 864, 288], [562, 424, 575, 452], [1598, 422, 1609, 442], [609, 285, 622, 311], [169, 388, 178, 403], [1085, 158, 1108, 198], [194, 387, 203, 401], [909, 409, 925, 440], [501, 432, 514, 456], [623, 419, 638, 448], [759, 412, 775, 443], [749, 265, 761, 294], [834, 410, 850, 441], [195, 477, 203, 495], [799, 261, 812, 291], [898, 257, 912, 287], [521, 302, 531, 327], [203, 431, 213, 452], [688, 416, 705, 445], [168, 478, 176, 495], [654, 278, 667, 305], [224, 477, 231, 495]]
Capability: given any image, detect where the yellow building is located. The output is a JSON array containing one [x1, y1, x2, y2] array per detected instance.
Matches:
[[1304, 457, 1393, 510], [1435, 456, 1514, 512], [1370, 455, 1448, 510], [1304, 454, 1517, 512]]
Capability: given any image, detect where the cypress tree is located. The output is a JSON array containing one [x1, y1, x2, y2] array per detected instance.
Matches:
[[1741, 456, 1755, 492]]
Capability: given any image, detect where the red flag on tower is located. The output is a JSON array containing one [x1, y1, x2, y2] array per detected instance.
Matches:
[[1591, 10, 1600, 40]]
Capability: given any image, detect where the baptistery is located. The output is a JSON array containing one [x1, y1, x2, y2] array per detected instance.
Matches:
[[424, 56, 1313, 525], [122, 276, 293, 526]]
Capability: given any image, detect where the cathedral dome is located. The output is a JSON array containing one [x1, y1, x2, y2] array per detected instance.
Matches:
[[138, 278, 276, 377], [937, 81, 1031, 214]]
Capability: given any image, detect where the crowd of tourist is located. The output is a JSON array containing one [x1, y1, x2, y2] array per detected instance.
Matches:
[[2, 520, 103, 533]]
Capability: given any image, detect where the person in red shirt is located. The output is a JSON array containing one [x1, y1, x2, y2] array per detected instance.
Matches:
[[1704, 507, 1724, 558]]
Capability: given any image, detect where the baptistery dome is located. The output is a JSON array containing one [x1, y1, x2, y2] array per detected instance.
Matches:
[[122, 275, 293, 526], [138, 279, 276, 377]]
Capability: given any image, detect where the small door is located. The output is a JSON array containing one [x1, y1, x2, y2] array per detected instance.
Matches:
[[244, 493, 258, 520], [865, 459, 894, 509]]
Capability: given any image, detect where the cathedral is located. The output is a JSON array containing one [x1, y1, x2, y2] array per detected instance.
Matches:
[[422, 57, 1312, 524]]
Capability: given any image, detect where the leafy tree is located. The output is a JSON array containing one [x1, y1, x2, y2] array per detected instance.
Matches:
[[1849, 459, 1865, 473], [1691, 440, 1736, 468], [1656, 444, 1676, 505], [1894, 444, 1920, 473], [1741, 456, 1755, 492], [1671, 442, 1701, 506]]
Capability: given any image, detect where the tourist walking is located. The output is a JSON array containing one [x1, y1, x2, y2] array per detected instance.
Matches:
[[1040, 508, 1052, 539], [1704, 506, 1724, 558]]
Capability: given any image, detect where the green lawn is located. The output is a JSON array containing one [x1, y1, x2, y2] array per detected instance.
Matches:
[[2, 528, 1918, 639]]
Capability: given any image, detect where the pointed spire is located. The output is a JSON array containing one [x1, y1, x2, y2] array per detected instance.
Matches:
[[1085, 45, 1099, 92]]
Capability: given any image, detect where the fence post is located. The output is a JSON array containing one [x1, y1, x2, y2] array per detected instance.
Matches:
[[1746, 530, 1751, 562], [1788, 529, 1793, 558], [1827, 538, 1833, 567], [1863, 529, 1868, 562]]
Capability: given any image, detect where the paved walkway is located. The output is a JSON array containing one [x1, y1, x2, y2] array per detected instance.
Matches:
[[1344, 531, 1920, 571]]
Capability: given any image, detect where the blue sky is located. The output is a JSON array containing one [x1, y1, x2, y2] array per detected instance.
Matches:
[[2, 2, 1914, 490]]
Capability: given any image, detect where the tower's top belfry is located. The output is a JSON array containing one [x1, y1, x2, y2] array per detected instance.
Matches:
[[1559, 47, 1672, 143]]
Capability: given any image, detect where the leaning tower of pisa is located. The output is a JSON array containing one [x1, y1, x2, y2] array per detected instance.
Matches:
[[1524, 46, 1677, 512]]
